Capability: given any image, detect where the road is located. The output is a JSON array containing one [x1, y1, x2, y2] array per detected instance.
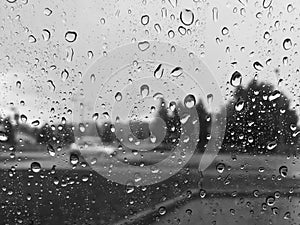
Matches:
[[0, 144, 299, 224]]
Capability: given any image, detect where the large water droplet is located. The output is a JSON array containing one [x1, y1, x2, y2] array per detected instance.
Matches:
[[262, 0, 272, 8], [180, 9, 194, 26], [31, 120, 40, 126], [221, 27, 229, 35], [170, 67, 183, 77], [138, 41, 150, 51], [230, 71, 242, 87], [279, 166, 288, 177], [31, 162, 41, 173], [47, 144, 56, 156], [115, 92, 122, 102], [253, 61, 263, 71], [141, 15, 149, 25], [42, 29, 51, 41], [184, 94, 196, 108], [0, 133, 8, 142], [283, 38, 292, 50], [267, 140, 277, 150], [235, 98, 245, 111], [268, 90, 281, 101], [65, 31, 77, 43]]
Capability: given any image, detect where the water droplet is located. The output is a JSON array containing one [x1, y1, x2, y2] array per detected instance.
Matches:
[[61, 69, 69, 82], [47, 144, 55, 156], [16, 81, 21, 88], [212, 7, 218, 21], [184, 94, 196, 108], [47, 80, 56, 92], [266, 196, 275, 206], [20, 114, 27, 123], [87, 51, 94, 59], [141, 15, 149, 25], [42, 29, 51, 41], [230, 71, 242, 87], [154, 64, 164, 79], [170, 67, 183, 77], [92, 113, 99, 121], [65, 31, 77, 43], [140, 85, 150, 98], [168, 30, 175, 38], [44, 8, 52, 16], [28, 35, 36, 43], [158, 206, 167, 215], [115, 92, 122, 102], [287, 4, 294, 13], [0, 133, 8, 142], [268, 90, 281, 101], [262, 0, 272, 9], [267, 140, 277, 150], [178, 26, 186, 35], [180, 9, 194, 26], [79, 123, 86, 133], [221, 27, 229, 35], [235, 98, 245, 111], [31, 162, 41, 173], [138, 41, 150, 51], [279, 166, 288, 177], [65, 47, 74, 62], [216, 163, 225, 173], [6, 0, 17, 3], [31, 120, 40, 126], [70, 153, 79, 165], [168, 0, 177, 8], [283, 38, 292, 50], [253, 61, 263, 71], [90, 74, 96, 83], [154, 23, 161, 33]]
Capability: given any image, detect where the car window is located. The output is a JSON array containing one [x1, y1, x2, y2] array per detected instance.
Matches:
[[0, 0, 299, 224]]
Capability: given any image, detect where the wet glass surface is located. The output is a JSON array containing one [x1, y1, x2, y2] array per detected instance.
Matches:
[[0, 0, 299, 224]]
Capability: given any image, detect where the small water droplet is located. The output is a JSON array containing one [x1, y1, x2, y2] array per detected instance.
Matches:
[[168, 30, 175, 38], [92, 113, 99, 121], [184, 94, 196, 108], [279, 166, 288, 177], [138, 41, 150, 51], [61, 69, 69, 82], [47, 80, 56, 92], [212, 7, 219, 21], [65, 31, 77, 43], [158, 206, 167, 215], [154, 23, 161, 33], [87, 50, 94, 59], [235, 98, 245, 111], [140, 85, 150, 98], [221, 27, 229, 35], [0, 133, 8, 142], [42, 29, 51, 41], [115, 92, 122, 102], [90, 74, 96, 83], [168, 0, 177, 8], [154, 64, 164, 79], [216, 163, 225, 173], [267, 140, 277, 150], [31, 120, 40, 126], [268, 90, 281, 101], [44, 8, 52, 16], [47, 144, 55, 156], [28, 35, 36, 43]]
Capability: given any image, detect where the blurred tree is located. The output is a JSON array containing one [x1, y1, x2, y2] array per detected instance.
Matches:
[[37, 123, 55, 145], [221, 79, 299, 155], [57, 123, 75, 146], [0, 117, 15, 145]]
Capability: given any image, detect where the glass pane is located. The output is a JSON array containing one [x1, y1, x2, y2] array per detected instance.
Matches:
[[0, 0, 299, 224]]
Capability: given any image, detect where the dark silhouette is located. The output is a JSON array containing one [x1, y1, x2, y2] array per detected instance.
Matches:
[[221, 79, 299, 155]]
